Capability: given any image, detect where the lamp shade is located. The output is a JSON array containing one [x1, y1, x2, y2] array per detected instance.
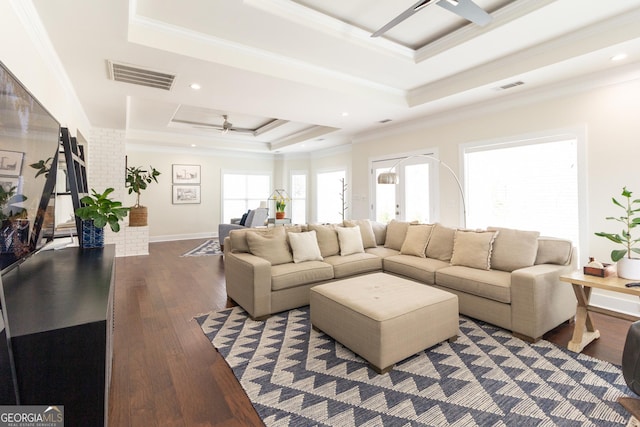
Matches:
[[377, 172, 399, 184], [259, 201, 268, 209]]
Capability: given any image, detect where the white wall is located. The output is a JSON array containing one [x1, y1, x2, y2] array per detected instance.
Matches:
[[125, 147, 274, 241], [352, 76, 640, 315]]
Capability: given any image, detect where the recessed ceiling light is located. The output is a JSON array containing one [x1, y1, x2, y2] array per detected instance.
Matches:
[[190, 83, 201, 90], [191, 144, 197, 147], [611, 53, 628, 61], [341, 112, 349, 117]]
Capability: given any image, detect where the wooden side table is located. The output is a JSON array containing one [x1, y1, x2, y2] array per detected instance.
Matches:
[[560, 272, 640, 352]]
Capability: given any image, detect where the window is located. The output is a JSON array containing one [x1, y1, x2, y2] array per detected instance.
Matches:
[[290, 171, 307, 224], [222, 172, 270, 223], [316, 169, 345, 223], [372, 155, 436, 223], [463, 135, 582, 256]]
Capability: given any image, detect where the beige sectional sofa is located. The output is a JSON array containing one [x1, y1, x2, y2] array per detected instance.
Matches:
[[223, 219, 577, 342]]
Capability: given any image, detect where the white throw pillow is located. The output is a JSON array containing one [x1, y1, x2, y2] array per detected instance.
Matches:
[[336, 226, 365, 256], [288, 230, 323, 263]]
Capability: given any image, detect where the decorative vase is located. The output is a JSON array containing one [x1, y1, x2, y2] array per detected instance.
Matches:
[[129, 205, 148, 227], [617, 257, 640, 280], [81, 220, 104, 249], [276, 211, 285, 219]]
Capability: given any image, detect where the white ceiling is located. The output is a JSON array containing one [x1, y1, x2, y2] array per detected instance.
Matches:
[[30, 0, 640, 154]]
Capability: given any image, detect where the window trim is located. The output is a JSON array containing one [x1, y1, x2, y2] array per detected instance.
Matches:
[[220, 169, 272, 223]]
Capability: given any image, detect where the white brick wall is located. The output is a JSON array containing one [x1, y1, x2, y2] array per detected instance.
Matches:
[[86, 128, 149, 257]]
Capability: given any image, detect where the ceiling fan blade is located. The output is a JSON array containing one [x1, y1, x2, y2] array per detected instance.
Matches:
[[371, 0, 436, 38], [436, 0, 492, 26]]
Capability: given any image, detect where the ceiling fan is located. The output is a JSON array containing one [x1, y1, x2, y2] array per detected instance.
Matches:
[[371, 0, 492, 38], [218, 115, 255, 135]]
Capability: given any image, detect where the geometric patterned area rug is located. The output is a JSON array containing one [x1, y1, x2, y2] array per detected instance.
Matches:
[[195, 306, 632, 427], [181, 239, 222, 256]]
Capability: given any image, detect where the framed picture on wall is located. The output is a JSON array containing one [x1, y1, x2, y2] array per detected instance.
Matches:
[[172, 164, 200, 184], [0, 150, 23, 177], [172, 185, 201, 204]]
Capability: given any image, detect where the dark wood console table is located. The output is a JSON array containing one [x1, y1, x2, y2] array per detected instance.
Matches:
[[1, 245, 115, 426]]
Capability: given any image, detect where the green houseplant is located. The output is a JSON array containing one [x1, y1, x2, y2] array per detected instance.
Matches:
[[125, 165, 160, 226], [75, 188, 129, 248], [595, 186, 640, 279]]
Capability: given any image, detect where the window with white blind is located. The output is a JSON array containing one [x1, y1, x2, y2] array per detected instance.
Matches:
[[463, 135, 583, 257], [221, 172, 271, 223]]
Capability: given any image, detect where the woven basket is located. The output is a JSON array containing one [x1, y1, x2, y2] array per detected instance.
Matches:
[[129, 206, 148, 227]]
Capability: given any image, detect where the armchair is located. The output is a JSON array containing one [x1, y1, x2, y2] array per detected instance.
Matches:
[[218, 208, 268, 251]]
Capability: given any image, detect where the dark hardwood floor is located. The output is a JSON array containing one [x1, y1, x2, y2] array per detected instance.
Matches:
[[108, 239, 634, 426]]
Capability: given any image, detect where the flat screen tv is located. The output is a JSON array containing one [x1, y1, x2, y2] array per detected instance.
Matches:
[[0, 61, 59, 273]]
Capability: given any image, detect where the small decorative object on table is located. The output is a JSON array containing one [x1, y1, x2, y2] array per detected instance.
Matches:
[[583, 257, 616, 277], [270, 189, 290, 220]]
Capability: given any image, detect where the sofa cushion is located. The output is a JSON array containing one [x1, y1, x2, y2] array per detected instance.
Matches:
[[535, 237, 573, 265], [246, 229, 293, 265], [336, 226, 365, 256], [436, 265, 512, 304], [365, 246, 400, 259], [488, 227, 540, 272], [383, 254, 449, 285], [450, 229, 498, 270], [229, 226, 280, 253], [400, 224, 434, 257], [344, 219, 377, 248], [425, 223, 456, 262], [288, 230, 323, 263], [323, 253, 382, 278], [384, 220, 412, 250], [308, 224, 340, 258], [271, 261, 334, 291], [371, 221, 387, 246]]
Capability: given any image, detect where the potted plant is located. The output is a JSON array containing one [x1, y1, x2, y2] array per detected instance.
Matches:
[[270, 189, 289, 219], [595, 186, 640, 279], [125, 165, 160, 226], [0, 185, 28, 254], [74, 188, 129, 248]]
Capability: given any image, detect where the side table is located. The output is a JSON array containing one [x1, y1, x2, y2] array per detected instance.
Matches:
[[559, 272, 640, 352], [267, 218, 291, 227]]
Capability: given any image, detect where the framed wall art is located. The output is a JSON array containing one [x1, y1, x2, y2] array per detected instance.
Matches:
[[0, 150, 24, 177], [172, 164, 200, 184], [172, 185, 201, 204]]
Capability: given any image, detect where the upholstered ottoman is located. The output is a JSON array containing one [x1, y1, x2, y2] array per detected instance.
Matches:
[[310, 272, 459, 374]]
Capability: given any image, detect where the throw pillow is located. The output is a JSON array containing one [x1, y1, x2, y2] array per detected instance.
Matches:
[[246, 229, 293, 265], [343, 219, 377, 248], [488, 226, 540, 272], [287, 230, 323, 263], [307, 224, 340, 257], [425, 223, 456, 261], [229, 227, 278, 253], [384, 220, 412, 251], [336, 226, 364, 256], [450, 229, 499, 270], [370, 221, 387, 246], [400, 224, 434, 257], [238, 210, 250, 226]]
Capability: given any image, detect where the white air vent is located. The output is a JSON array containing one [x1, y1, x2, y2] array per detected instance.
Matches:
[[495, 81, 525, 91], [107, 60, 175, 90]]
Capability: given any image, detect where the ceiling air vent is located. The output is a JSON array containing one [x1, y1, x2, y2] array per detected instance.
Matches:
[[107, 60, 175, 91], [495, 81, 525, 91]]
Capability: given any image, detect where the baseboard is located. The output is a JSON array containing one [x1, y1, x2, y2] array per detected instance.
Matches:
[[150, 232, 216, 243], [590, 290, 640, 319]]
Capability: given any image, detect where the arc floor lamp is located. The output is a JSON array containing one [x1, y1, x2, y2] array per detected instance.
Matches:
[[377, 154, 467, 228]]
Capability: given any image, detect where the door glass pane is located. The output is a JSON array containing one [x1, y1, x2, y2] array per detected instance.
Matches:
[[317, 170, 345, 223], [375, 167, 396, 223], [405, 163, 430, 223]]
